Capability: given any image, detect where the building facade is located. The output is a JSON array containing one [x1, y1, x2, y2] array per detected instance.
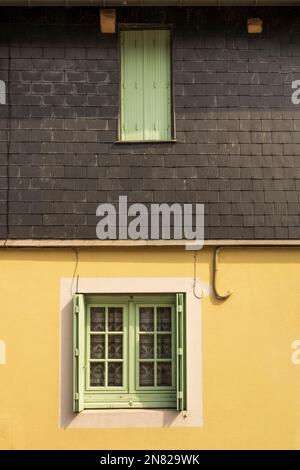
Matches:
[[0, 4, 300, 449]]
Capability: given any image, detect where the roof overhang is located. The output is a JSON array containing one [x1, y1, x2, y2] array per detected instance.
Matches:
[[0, 0, 300, 6]]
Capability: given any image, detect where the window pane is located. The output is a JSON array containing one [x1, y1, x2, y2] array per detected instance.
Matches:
[[108, 362, 123, 386], [90, 307, 105, 332], [108, 307, 123, 331], [90, 362, 105, 387], [139, 334, 154, 359], [157, 362, 172, 386], [157, 334, 172, 359], [108, 334, 123, 359], [90, 335, 105, 359], [139, 362, 154, 386], [157, 307, 172, 331], [139, 307, 154, 331]]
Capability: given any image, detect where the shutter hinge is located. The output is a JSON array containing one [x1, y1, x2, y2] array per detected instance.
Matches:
[[75, 305, 79, 314], [75, 392, 80, 400], [177, 305, 183, 313], [177, 391, 183, 399], [177, 347, 183, 356], [74, 348, 79, 357]]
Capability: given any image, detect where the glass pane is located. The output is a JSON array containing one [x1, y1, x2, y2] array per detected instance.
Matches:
[[139, 362, 154, 386], [157, 362, 172, 386], [90, 362, 105, 387], [90, 335, 105, 359], [90, 307, 105, 332], [139, 334, 154, 359], [108, 307, 123, 331], [108, 334, 123, 359], [157, 307, 172, 331], [108, 362, 123, 386], [157, 334, 172, 359], [139, 307, 154, 332]]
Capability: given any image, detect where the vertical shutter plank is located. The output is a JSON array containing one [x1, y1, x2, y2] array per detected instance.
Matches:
[[135, 30, 144, 140], [73, 293, 85, 412], [143, 30, 155, 141], [176, 293, 186, 411]]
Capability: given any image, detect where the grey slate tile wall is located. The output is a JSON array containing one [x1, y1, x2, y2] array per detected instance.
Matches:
[[0, 7, 300, 239]]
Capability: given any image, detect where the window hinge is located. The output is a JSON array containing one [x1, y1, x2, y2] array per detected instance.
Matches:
[[177, 305, 183, 313], [177, 347, 183, 356], [75, 305, 79, 314], [74, 348, 79, 357], [177, 391, 183, 399], [75, 392, 80, 400]]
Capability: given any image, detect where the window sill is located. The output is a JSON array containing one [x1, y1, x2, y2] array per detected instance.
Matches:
[[67, 408, 192, 429], [115, 139, 177, 144]]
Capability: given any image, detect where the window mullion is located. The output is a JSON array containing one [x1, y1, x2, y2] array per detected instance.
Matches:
[[128, 301, 136, 393], [105, 306, 108, 388]]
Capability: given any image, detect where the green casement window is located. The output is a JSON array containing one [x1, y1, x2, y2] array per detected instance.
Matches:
[[120, 29, 172, 142], [73, 294, 186, 411]]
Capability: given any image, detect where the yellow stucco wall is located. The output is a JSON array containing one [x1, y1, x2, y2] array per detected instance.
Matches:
[[0, 246, 299, 449]]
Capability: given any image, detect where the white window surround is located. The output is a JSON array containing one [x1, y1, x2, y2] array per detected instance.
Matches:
[[0, 340, 6, 365], [60, 277, 204, 429]]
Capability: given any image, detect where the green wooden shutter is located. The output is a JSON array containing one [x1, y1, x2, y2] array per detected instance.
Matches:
[[176, 293, 186, 411], [120, 29, 171, 141], [73, 294, 85, 412], [120, 30, 144, 141]]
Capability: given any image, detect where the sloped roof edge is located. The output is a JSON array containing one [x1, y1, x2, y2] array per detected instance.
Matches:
[[0, 0, 299, 6]]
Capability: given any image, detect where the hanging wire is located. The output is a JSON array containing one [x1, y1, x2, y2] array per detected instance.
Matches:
[[70, 248, 79, 296], [193, 251, 203, 299]]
